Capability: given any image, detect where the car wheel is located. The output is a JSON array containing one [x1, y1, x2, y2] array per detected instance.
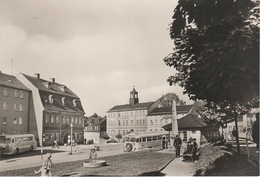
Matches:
[[126, 143, 132, 152]]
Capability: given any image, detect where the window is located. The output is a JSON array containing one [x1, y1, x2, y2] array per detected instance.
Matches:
[[51, 115, 54, 123], [118, 113, 120, 117], [20, 91, 24, 98], [14, 103, 18, 111], [118, 120, 121, 126], [79, 117, 82, 124], [4, 88, 8, 96], [71, 117, 74, 124], [123, 120, 125, 125], [19, 117, 23, 125], [49, 95, 53, 104], [15, 90, 19, 97], [66, 116, 70, 124], [13, 118, 18, 125], [46, 115, 49, 123], [143, 119, 145, 125], [131, 120, 133, 125], [75, 117, 78, 124], [62, 116, 66, 124], [56, 115, 59, 123], [73, 99, 77, 107], [3, 117, 7, 124], [62, 97, 66, 106], [126, 120, 128, 125], [3, 102, 8, 110], [123, 130, 125, 135], [19, 104, 23, 111]]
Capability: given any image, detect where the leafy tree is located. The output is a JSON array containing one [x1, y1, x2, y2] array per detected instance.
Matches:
[[156, 92, 186, 107], [164, 0, 259, 154]]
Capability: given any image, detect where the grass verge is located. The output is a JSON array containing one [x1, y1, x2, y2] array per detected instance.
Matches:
[[0, 150, 173, 176]]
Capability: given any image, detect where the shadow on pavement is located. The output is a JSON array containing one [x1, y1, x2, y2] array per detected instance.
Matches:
[[139, 171, 166, 176]]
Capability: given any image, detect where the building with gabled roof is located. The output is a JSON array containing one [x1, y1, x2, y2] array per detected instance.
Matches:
[[0, 71, 32, 135], [107, 87, 158, 137], [146, 104, 194, 132], [17, 73, 85, 146]]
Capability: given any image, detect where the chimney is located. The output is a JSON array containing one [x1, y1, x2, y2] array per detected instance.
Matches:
[[50, 78, 55, 83], [35, 73, 40, 79]]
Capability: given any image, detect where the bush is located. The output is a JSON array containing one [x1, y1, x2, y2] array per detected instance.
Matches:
[[194, 144, 231, 176]]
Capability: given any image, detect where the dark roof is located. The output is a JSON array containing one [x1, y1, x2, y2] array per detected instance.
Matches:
[[40, 91, 84, 113], [162, 114, 207, 131], [148, 104, 193, 116], [0, 72, 30, 91], [22, 73, 79, 98], [107, 102, 156, 112]]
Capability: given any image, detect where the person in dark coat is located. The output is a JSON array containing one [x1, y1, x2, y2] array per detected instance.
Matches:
[[173, 135, 182, 158], [252, 113, 259, 153]]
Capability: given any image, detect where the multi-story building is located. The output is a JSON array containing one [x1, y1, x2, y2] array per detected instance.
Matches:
[[106, 87, 158, 137], [84, 116, 107, 144], [146, 104, 193, 132], [18, 73, 85, 146], [0, 71, 32, 135]]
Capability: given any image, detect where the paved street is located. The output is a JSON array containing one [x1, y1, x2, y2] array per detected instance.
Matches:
[[0, 143, 124, 172]]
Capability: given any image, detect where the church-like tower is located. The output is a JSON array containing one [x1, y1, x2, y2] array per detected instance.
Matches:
[[129, 86, 139, 105]]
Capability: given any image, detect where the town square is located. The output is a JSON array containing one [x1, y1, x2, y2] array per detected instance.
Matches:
[[0, 0, 259, 176]]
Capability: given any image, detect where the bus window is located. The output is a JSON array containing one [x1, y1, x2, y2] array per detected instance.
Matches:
[[158, 136, 162, 140], [153, 136, 157, 140], [136, 138, 141, 142], [130, 138, 136, 142], [142, 137, 146, 142], [147, 137, 152, 141]]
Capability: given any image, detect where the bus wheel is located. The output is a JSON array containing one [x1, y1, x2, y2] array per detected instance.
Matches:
[[30, 145, 33, 151], [126, 143, 132, 152], [16, 148, 19, 155]]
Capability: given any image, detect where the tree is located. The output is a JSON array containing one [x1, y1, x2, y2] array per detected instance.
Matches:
[[156, 92, 186, 107], [164, 0, 259, 154]]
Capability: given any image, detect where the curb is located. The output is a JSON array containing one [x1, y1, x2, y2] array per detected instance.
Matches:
[[152, 156, 175, 176]]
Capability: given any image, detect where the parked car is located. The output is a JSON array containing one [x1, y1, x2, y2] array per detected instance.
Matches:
[[106, 139, 118, 143]]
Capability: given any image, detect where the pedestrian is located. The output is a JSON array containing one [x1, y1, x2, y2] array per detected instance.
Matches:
[[232, 127, 238, 140], [34, 153, 53, 177], [173, 135, 182, 158], [252, 113, 259, 153], [53, 139, 59, 149], [89, 149, 97, 159]]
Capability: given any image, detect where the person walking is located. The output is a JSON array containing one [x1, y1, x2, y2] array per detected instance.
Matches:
[[34, 153, 53, 176], [173, 135, 182, 158], [252, 113, 259, 153]]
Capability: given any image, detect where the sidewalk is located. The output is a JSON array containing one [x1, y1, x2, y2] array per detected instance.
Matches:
[[156, 149, 196, 176]]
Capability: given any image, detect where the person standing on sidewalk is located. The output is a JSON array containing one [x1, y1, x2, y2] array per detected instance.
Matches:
[[252, 113, 259, 153], [173, 135, 182, 158]]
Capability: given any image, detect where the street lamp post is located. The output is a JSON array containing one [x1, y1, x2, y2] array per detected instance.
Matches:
[[69, 123, 73, 155]]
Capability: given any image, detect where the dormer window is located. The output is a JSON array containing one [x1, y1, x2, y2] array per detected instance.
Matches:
[[73, 99, 77, 107], [43, 82, 51, 89], [49, 95, 54, 104], [59, 85, 66, 92], [61, 97, 66, 106]]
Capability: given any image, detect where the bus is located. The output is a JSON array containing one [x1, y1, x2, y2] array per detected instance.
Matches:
[[123, 131, 169, 152], [0, 134, 37, 155]]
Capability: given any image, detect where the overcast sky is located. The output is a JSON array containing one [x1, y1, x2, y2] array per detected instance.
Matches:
[[0, 0, 193, 116]]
